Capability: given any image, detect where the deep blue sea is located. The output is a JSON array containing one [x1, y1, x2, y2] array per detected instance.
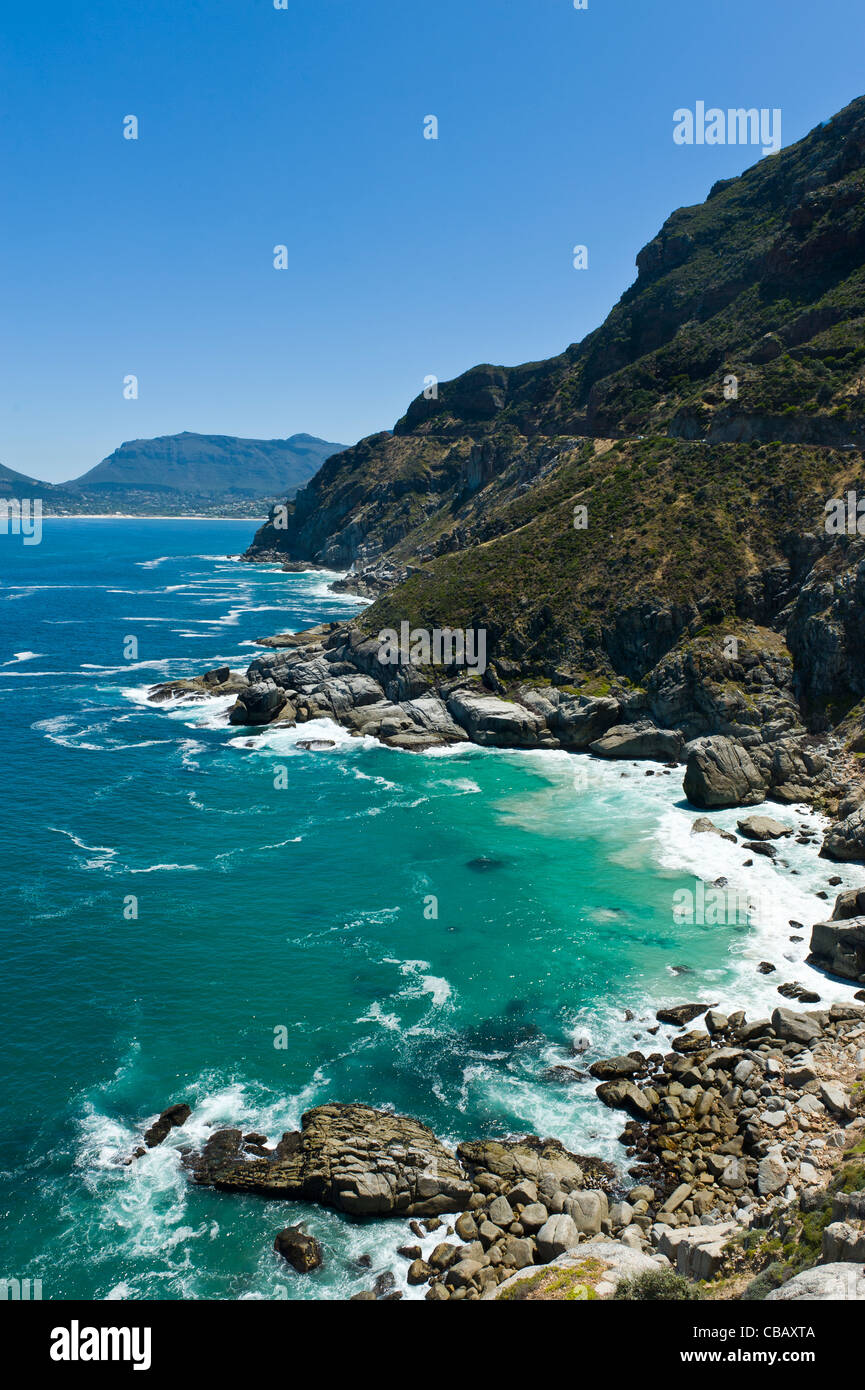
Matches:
[[0, 519, 859, 1301]]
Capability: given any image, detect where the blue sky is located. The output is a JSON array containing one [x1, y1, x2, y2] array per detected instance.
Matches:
[[3, 0, 865, 482]]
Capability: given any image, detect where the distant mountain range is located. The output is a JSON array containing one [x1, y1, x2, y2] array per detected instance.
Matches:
[[0, 432, 347, 516]]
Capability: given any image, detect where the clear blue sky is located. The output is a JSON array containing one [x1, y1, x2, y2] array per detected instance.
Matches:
[[3, 0, 864, 482]]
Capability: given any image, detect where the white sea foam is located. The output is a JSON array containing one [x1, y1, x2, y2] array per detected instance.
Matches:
[[1, 649, 43, 665]]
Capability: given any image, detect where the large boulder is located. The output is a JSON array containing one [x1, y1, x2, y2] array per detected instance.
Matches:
[[186, 1103, 472, 1217], [808, 916, 865, 983], [656, 1222, 737, 1280], [563, 1190, 609, 1237], [446, 690, 546, 747], [589, 1055, 646, 1080], [736, 814, 792, 840], [535, 1213, 580, 1262], [832, 888, 865, 920], [771, 1006, 823, 1045], [589, 722, 684, 761], [822, 807, 865, 864], [683, 736, 768, 808], [595, 1079, 653, 1118], [765, 1264, 865, 1300], [273, 1225, 322, 1273]]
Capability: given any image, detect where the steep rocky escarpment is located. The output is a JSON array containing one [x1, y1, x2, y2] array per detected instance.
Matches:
[[245, 94, 865, 577], [235, 97, 865, 852]]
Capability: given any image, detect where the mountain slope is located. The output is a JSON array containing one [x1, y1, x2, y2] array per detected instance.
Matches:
[[242, 96, 865, 721], [246, 94, 865, 575], [0, 461, 55, 498]]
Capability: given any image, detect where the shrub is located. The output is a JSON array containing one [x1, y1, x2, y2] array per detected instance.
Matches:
[[613, 1269, 702, 1301], [741, 1263, 786, 1300]]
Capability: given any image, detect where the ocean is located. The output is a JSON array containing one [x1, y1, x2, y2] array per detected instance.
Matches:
[[0, 518, 859, 1301]]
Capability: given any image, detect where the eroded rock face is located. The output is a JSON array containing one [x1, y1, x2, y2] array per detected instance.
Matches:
[[683, 736, 768, 808], [186, 1103, 472, 1217]]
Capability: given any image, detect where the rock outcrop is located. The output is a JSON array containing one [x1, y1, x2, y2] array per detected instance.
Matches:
[[186, 1102, 473, 1217]]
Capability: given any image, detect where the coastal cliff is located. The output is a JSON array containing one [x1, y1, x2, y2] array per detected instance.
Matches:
[[235, 95, 865, 839]]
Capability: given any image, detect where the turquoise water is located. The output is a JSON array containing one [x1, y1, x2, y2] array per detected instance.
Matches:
[[0, 519, 859, 1301]]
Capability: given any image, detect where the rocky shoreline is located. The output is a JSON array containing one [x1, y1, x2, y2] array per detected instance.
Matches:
[[137, 988, 865, 1301], [149, 612, 865, 868], [142, 596, 865, 1297]]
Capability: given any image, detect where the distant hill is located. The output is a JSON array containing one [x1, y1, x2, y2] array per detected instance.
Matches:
[[0, 432, 347, 516]]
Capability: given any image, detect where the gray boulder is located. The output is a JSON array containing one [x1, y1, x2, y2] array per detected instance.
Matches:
[[832, 889, 865, 920], [808, 916, 865, 983], [822, 1221, 865, 1263], [822, 806, 865, 864], [771, 1007, 823, 1045], [563, 1190, 609, 1236], [765, 1264, 865, 1300], [535, 1213, 580, 1262], [446, 690, 545, 747], [683, 736, 768, 808], [228, 680, 285, 725], [589, 722, 684, 761], [736, 814, 792, 840], [656, 1222, 737, 1280]]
